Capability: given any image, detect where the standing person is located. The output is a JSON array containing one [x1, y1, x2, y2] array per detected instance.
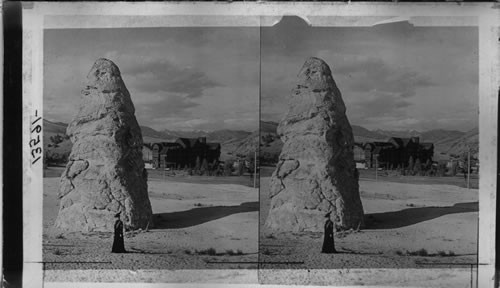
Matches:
[[112, 212, 127, 253], [321, 211, 337, 254]]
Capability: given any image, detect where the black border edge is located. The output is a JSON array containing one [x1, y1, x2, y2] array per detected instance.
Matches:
[[3, 2, 24, 288]]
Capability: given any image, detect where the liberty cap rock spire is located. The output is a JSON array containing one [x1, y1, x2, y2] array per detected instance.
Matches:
[[55, 58, 153, 232], [265, 57, 364, 232]]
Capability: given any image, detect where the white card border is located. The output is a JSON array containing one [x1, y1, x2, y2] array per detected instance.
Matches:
[[21, 2, 499, 288]]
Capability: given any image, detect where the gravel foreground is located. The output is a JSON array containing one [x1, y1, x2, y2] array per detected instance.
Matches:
[[44, 177, 258, 272], [43, 172, 478, 285], [260, 177, 478, 270]]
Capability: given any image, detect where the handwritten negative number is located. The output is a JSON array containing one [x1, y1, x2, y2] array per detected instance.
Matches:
[[31, 110, 42, 165]]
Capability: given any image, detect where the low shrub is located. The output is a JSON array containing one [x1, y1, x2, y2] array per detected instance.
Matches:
[[262, 248, 271, 255], [196, 248, 217, 255], [415, 248, 428, 256]]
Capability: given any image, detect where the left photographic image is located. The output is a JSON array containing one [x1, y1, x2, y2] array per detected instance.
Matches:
[[42, 27, 260, 271]]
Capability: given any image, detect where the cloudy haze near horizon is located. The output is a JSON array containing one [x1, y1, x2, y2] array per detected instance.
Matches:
[[44, 27, 259, 132], [261, 17, 478, 133]]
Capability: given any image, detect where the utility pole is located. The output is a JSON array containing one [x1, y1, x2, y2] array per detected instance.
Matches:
[[253, 150, 257, 188], [375, 155, 378, 182], [467, 147, 471, 189]]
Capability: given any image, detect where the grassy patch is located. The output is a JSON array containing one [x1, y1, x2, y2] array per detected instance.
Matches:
[[416, 248, 428, 256], [401, 249, 456, 257], [196, 248, 217, 256], [262, 248, 272, 255], [336, 232, 347, 238], [225, 249, 243, 256], [406, 248, 428, 256], [336, 225, 363, 238], [125, 230, 141, 238]]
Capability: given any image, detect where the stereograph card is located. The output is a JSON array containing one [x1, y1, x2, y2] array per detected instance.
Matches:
[[20, 2, 498, 288]]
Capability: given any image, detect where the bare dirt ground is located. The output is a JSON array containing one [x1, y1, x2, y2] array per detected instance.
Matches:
[[259, 167, 478, 270], [358, 168, 479, 189], [43, 167, 258, 271]]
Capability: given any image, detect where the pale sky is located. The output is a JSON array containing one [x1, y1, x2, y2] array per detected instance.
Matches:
[[261, 17, 478, 132], [44, 19, 478, 133], [44, 27, 260, 132]]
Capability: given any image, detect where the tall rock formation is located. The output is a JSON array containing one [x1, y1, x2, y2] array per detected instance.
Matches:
[[265, 57, 364, 232], [55, 58, 153, 232]]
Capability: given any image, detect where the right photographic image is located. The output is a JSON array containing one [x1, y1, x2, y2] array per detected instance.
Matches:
[[259, 16, 479, 272]]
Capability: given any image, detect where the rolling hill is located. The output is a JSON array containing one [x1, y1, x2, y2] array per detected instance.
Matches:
[[44, 120, 68, 135], [351, 125, 388, 142], [220, 131, 259, 161], [206, 130, 252, 144], [140, 126, 177, 143], [439, 127, 479, 157], [44, 120, 73, 164], [261, 121, 280, 134]]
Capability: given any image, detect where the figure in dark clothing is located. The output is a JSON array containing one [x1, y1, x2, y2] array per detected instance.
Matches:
[[321, 211, 337, 254], [112, 212, 127, 253]]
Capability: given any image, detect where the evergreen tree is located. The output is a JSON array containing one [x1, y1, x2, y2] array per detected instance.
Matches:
[[451, 161, 458, 176], [425, 159, 431, 172], [201, 158, 208, 174], [246, 152, 259, 175], [408, 156, 415, 173], [414, 158, 421, 173], [238, 160, 245, 176], [437, 163, 446, 177], [224, 160, 234, 176], [195, 156, 201, 172]]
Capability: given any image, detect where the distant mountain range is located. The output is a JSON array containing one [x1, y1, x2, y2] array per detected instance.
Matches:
[[44, 119, 252, 142], [44, 120, 67, 135], [43, 119, 257, 162], [43, 119, 478, 164], [260, 120, 479, 161]]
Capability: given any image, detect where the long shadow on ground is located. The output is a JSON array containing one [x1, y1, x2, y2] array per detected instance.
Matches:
[[365, 202, 478, 229], [153, 201, 259, 229]]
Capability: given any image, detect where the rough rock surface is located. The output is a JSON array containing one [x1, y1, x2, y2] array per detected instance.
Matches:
[[55, 58, 153, 232], [265, 57, 364, 232]]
